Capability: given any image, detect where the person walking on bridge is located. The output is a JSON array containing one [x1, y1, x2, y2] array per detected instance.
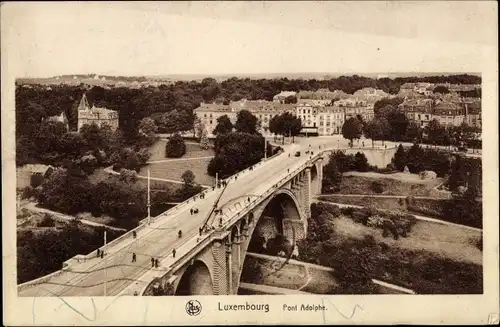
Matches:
[[172, 248, 176, 258], [132, 252, 137, 263], [151, 257, 155, 267], [154, 258, 159, 268], [97, 249, 100, 258]]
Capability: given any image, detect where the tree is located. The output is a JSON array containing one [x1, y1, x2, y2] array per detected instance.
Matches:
[[138, 117, 158, 145], [30, 173, 44, 188], [342, 117, 363, 144], [181, 170, 196, 188], [277, 112, 302, 144], [386, 109, 409, 141], [426, 119, 450, 146], [79, 123, 104, 151], [433, 85, 450, 94], [119, 168, 138, 183], [322, 154, 343, 193], [208, 132, 268, 178], [364, 118, 389, 147], [165, 133, 186, 158], [354, 152, 369, 172], [234, 110, 258, 134], [392, 144, 408, 171], [213, 115, 233, 135], [405, 121, 422, 142], [284, 95, 297, 104]]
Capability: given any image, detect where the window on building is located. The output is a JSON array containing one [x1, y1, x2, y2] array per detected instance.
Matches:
[[319, 121, 323, 126], [204, 114, 207, 118], [326, 122, 330, 127]]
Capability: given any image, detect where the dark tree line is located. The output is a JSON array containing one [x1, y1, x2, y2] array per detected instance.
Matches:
[[207, 132, 273, 179]]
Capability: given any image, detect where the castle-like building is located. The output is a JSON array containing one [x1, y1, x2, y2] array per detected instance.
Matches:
[[77, 93, 119, 132]]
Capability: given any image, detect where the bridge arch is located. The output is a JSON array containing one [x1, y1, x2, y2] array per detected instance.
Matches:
[[235, 188, 304, 292], [174, 259, 214, 295]]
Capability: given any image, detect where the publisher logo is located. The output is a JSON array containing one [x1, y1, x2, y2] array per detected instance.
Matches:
[[186, 300, 202, 316]]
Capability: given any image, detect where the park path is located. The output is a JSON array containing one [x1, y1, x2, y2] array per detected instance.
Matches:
[[147, 155, 214, 164], [23, 202, 127, 232], [313, 199, 481, 232]]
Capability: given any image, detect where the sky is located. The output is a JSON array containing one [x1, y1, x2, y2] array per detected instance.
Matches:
[[1, 1, 497, 78]]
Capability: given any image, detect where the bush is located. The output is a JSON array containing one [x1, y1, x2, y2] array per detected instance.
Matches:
[[37, 214, 55, 227], [165, 133, 186, 158], [21, 186, 34, 200], [371, 181, 384, 194], [30, 173, 44, 188]]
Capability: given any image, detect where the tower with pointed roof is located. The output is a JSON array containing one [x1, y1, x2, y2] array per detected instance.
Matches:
[[77, 93, 119, 132]]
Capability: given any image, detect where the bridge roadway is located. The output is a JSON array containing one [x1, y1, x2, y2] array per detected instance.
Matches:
[[19, 142, 317, 297]]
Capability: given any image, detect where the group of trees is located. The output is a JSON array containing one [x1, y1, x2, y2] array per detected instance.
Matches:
[[17, 223, 124, 284], [17, 117, 153, 174], [391, 144, 451, 177], [321, 151, 370, 193], [269, 112, 302, 143], [207, 132, 273, 178], [297, 202, 482, 294], [23, 165, 203, 229]]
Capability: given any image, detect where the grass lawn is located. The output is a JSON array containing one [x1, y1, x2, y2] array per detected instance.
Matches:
[[318, 195, 406, 210], [332, 216, 482, 265], [139, 158, 214, 186], [148, 139, 214, 161], [138, 140, 215, 186], [333, 174, 444, 197]]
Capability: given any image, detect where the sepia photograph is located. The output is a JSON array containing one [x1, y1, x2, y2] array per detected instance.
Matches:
[[2, 1, 498, 325]]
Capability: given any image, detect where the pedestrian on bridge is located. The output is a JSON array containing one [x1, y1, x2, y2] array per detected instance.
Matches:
[[151, 257, 155, 267], [132, 231, 137, 239], [199, 227, 203, 236], [154, 258, 159, 268], [172, 248, 176, 258], [190, 208, 193, 215], [97, 249, 100, 258], [132, 253, 137, 263], [100, 251, 104, 259]]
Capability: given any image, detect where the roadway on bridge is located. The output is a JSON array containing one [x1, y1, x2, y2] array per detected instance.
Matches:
[[19, 142, 315, 297]]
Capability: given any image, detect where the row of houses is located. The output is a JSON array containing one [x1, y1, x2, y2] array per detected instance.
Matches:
[[194, 96, 376, 137], [196, 88, 481, 137], [399, 97, 481, 128]]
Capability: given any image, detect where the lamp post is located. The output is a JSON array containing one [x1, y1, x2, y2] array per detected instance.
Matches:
[[147, 168, 151, 225], [103, 230, 107, 296], [264, 139, 267, 160]]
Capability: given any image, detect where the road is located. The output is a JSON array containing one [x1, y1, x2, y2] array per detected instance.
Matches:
[[19, 142, 316, 297]]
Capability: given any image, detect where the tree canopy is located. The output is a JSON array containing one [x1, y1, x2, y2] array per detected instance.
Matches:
[[165, 133, 186, 158], [234, 110, 259, 134], [213, 115, 233, 135], [342, 117, 363, 143]]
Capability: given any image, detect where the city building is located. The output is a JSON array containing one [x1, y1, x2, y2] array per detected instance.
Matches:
[[334, 98, 374, 122], [194, 99, 295, 137], [273, 91, 297, 103], [297, 88, 349, 100], [431, 100, 465, 127], [77, 93, 119, 132], [45, 111, 70, 131], [399, 98, 434, 128], [463, 100, 481, 128], [353, 87, 391, 104]]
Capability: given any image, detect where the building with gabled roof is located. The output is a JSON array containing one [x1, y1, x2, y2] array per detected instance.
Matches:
[[77, 93, 119, 132]]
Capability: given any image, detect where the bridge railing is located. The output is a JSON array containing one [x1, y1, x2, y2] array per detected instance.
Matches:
[[59, 149, 285, 270]]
